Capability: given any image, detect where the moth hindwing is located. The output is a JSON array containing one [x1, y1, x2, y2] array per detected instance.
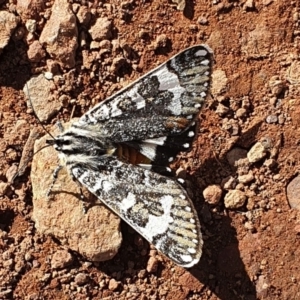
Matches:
[[46, 44, 213, 268]]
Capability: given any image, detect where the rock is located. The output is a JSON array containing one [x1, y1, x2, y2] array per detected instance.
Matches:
[[172, 0, 186, 11], [197, 16, 209, 25], [224, 190, 247, 209], [31, 123, 122, 262], [25, 19, 36, 33], [238, 172, 254, 184], [44, 72, 53, 80], [287, 175, 300, 210], [110, 57, 127, 73], [247, 142, 267, 163], [17, 127, 42, 178], [88, 17, 113, 41], [215, 103, 229, 116], [264, 158, 276, 168], [156, 34, 169, 49], [266, 115, 278, 124], [241, 24, 273, 58], [76, 6, 91, 26], [6, 164, 18, 183], [108, 278, 119, 291], [269, 76, 284, 96], [287, 61, 300, 84], [223, 119, 240, 136], [146, 256, 159, 273], [236, 108, 247, 118], [27, 40, 46, 62], [243, 0, 254, 10], [0, 182, 9, 196], [74, 273, 89, 285], [203, 185, 222, 205], [39, 0, 78, 68], [256, 275, 269, 299], [226, 147, 248, 167], [51, 250, 73, 269], [16, 0, 45, 20], [222, 176, 237, 190], [0, 11, 19, 53], [24, 75, 60, 122], [211, 69, 228, 96]]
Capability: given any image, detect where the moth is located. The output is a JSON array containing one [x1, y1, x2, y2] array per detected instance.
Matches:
[[44, 44, 212, 268]]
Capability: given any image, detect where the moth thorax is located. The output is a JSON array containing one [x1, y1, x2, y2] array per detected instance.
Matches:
[[116, 144, 151, 165]]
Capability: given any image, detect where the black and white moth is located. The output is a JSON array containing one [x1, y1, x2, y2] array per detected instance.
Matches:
[[44, 44, 212, 268]]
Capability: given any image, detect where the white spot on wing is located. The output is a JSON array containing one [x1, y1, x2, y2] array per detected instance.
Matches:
[[177, 178, 185, 184], [126, 86, 146, 109], [143, 136, 167, 145], [181, 254, 193, 263], [138, 195, 174, 240], [201, 59, 210, 66], [102, 181, 113, 192], [120, 192, 136, 211], [195, 49, 207, 56], [140, 143, 157, 161], [188, 248, 197, 254], [188, 131, 195, 137]]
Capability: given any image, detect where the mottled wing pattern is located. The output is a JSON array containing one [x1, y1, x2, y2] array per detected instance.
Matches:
[[48, 44, 213, 268], [77, 45, 212, 142], [71, 156, 202, 268]]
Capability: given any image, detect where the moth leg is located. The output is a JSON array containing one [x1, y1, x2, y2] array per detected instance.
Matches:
[[56, 120, 64, 133], [70, 174, 93, 214], [70, 174, 84, 200], [46, 165, 63, 198]]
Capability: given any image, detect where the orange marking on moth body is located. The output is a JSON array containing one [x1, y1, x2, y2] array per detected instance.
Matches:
[[116, 144, 151, 165]]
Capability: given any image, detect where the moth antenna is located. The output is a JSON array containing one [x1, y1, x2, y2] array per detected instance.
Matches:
[[25, 83, 56, 140], [32, 143, 52, 156]]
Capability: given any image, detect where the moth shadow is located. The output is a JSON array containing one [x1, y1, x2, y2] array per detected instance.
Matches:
[[183, 126, 263, 299], [0, 40, 31, 89], [190, 210, 257, 300]]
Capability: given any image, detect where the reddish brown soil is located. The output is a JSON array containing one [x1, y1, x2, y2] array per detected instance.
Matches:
[[1, 0, 300, 299]]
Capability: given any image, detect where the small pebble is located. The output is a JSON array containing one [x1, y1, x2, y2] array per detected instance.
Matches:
[[266, 115, 278, 124], [224, 190, 247, 209], [146, 256, 159, 273]]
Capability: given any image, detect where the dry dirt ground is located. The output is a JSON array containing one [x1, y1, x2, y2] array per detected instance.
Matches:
[[1, 0, 300, 299]]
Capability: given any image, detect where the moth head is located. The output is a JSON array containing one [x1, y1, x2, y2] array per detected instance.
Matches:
[[46, 133, 115, 158]]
